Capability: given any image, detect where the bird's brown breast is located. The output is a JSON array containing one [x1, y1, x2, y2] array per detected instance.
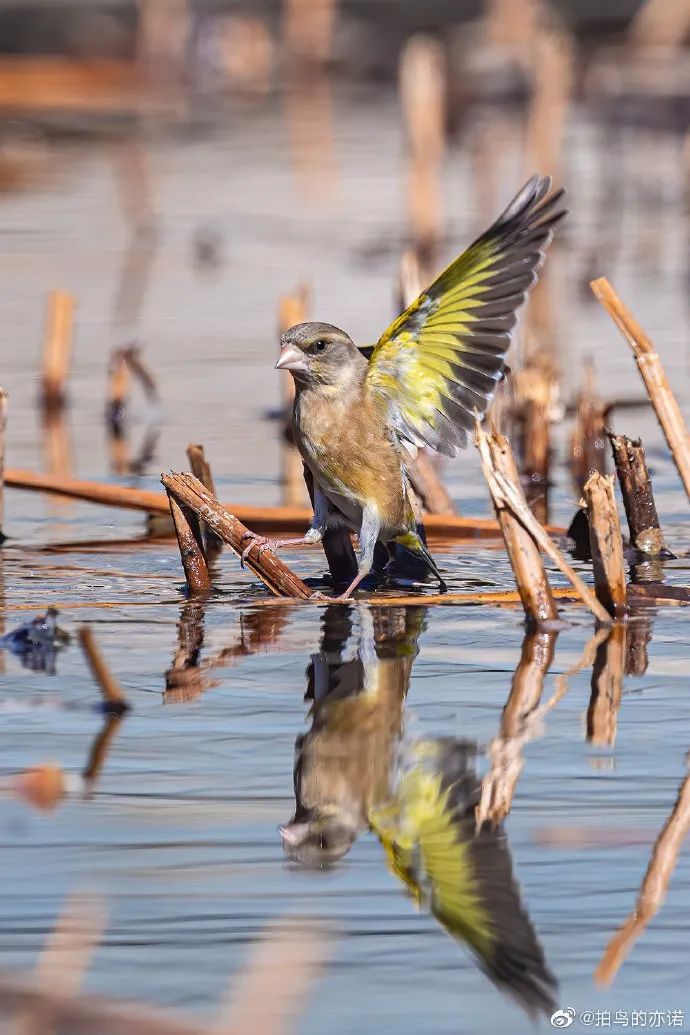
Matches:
[[292, 383, 410, 533]]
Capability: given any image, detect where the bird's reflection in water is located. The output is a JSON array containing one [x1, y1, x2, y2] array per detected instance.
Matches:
[[281, 605, 557, 1020]]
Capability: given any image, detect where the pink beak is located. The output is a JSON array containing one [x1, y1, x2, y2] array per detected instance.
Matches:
[[275, 344, 307, 372]]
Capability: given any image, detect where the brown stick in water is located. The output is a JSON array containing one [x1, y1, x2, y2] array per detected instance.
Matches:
[[41, 291, 75, 410], [608, 432, 672, 557], [476, 423, 611, 623], [591, 277, 690, 502], [186, 444, 223, 560], [582, 472, 628, 617], [162, 473, 313, 599], [165, 491, 213, 599], [477, 426, 558, 627]]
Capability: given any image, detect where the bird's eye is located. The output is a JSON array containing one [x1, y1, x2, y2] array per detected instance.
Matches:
[[314, 339, 327, 353]]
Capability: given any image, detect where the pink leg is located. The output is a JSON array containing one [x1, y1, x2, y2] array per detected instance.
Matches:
[[239, 531, 319, 568], [332, 568, 368, 602]]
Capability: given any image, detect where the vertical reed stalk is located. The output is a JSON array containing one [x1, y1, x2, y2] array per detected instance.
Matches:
[[582, 472, 627, 617], [41, 291, 75, 410]]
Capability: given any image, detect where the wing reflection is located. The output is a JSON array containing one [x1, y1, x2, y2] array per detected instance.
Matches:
[[282, 605, 557, 1019]]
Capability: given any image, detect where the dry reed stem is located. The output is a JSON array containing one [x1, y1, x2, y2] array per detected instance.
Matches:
[[0, 386, 6, 538], [399, 35, 445, 261], [477, 424, 611, 622], [166, 492, 213, 598], [586, 625, 626, 748], [278, 285, 310, 507], [283, 0, 335, 63], [608, 433, 669, 556], [162, 473, 313, 599], [186, 444, 223, 560], [477, 426, 559, 626], [7, 468, 539, 538], [582, 472, 627, 616], [596, 767, 690, 986], [407, 451, 456, 516], [396, 248, 423, 311], [12, 894, 108, 1035], [78, 626, 129, 712], [41, 291, 75, 410], [591, 277, 690, 502], [570, 358, 607, 492], [217, 921, 333, 1034], [0, 58, 174, 114], [106, 349, 131, 428], [477, 629, 557, 827], [628, 0, 690, 48]]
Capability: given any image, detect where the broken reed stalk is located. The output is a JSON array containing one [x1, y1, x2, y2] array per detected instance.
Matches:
[[41, 291, 75, 410], [596, 767, 690, 987], [478, 428, 558, 626], [161, 473, 313, 599], [106, 348, 131, 430], [278, 285, 310, 507], [582, 472, 627, 617], [186, 444, 223, 560], [476, 423, 611, 624], [591, 277, 690, 502], [608, 432, 671, 557], [399, 35, 445, 268], [77, 626, 130, 713], [570, 358, 607, 492], [0, 387, 6, 541], [407, 451, 456, 516], [166, 491, 213, 598]]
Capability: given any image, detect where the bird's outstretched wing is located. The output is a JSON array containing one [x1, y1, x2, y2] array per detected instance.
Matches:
[[364, 175, 566, 456]]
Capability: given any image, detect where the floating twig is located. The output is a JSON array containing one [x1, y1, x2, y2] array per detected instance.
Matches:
[[476, 423, 611, 623], [40, 291, 75, 410], [582, 472, 627, 617], [78, 626, 130, 714], [608, 432, 672, 557], [7, 468, 547, 540], [477, 426, 558, 627], [591, 277, 690, 502], [161, 473, 313, 599]]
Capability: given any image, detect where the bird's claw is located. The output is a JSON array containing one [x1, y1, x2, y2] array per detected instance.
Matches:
[[239, 532, 278, 568]]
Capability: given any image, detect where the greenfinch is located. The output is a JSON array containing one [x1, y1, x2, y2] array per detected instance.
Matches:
[[244, 175, 566, 598]]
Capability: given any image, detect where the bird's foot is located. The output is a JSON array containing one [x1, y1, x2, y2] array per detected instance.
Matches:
[[240, 532, 280, 567]]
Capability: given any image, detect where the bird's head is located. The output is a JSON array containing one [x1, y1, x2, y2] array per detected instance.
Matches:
[[275, 322, 363, 387], [279, 807, 358, 867]]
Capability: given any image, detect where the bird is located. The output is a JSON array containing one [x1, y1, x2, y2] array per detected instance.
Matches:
[[280, 605, 557, 1020], [242, 175, 567, 599]]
